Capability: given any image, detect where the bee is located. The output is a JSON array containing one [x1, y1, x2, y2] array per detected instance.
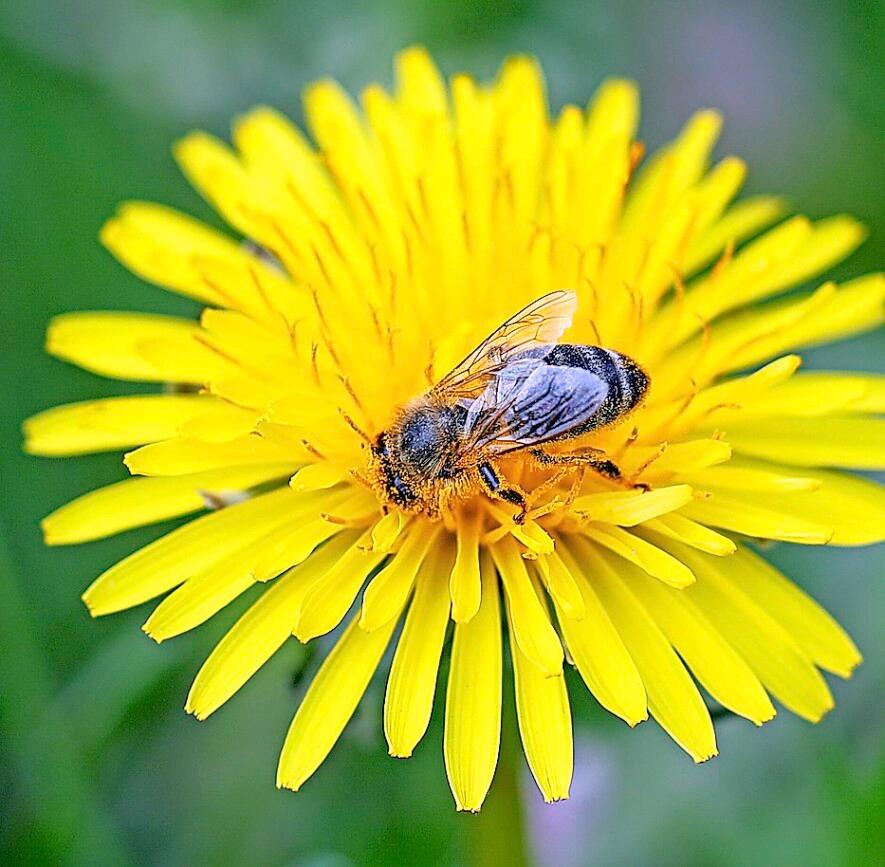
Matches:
[[364, 290, 649, 522]]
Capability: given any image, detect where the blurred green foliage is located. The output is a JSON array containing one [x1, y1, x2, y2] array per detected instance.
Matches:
[[0, 1, 882, 864]]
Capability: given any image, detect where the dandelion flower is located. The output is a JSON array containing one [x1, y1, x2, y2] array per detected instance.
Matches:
[[26, 47, 884, 811]]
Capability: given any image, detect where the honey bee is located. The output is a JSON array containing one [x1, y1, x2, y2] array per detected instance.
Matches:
[[364, 290, 649, 522]]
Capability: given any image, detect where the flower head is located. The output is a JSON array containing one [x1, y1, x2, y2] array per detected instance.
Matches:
[[26, 47, 884, 811]]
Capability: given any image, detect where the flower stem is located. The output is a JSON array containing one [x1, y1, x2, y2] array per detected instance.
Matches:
[[466, 699, 531, 867]]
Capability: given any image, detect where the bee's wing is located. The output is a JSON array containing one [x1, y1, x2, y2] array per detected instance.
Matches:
[[465, 363, 609, 453], [434, 290, 578, 398]]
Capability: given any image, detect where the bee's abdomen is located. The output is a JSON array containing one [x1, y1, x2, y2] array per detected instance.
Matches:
[[542, 344, 649, 426]]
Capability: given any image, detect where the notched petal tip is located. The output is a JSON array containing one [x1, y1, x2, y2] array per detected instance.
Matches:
[[752, 707, 778, 727], [387, 746, 414, 760], [39, 517, 61, 547], [140, 619, 165, 645], [80, 591, 101, 619], [275, 775, 301, 793], [542, 791, 571, 805], [693, 747, 719, 765]]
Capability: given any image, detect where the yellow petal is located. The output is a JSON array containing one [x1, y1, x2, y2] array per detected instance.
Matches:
[[574, 78, 637, 247], [681, 463, 821, 493], [625, 565, 775, 725], [723, 417, 885, 469], [369, 511, 408, 553], [290, 462, 348, 492], [848, 375, 885, 413], [124, 435, 298, 476], [82, 488, 297, 615], [507, 600, 573, 803], [685, 156, 747, 244], [100, 201, 272, 309], [189, 247, 308, 324], [620, 439, 732, 476], [585, 78, 639, 142], [396, 45, 448, 116], [384, 537, 453, 757], [232, 105, 345, 229], [294, 530, 387, 642], [450, 509, 482, 623], [46, 312, 227, 383], [41, 463, 292, 545], [658, 539, 834, 722], [681, 489, 833, 545], [660, 274, 884, 385], [484, 504, 555, 555], [654, 355, 801, 437], [177, 402, 262, 444], [360, 524, 442, 632], [622, 110, 722, 241], [642, 513, 736, 556], [23, 395, 211, 456], [535, 548, 585, 620], [186, 532, 359, 719], [582, 524, 695, 587], [722, 545, 861, 677], [490, 536, 563, 676], [252, 514, 347, 582], [444, 552, 502, 812], [141, 561, 255, 643], [684, 195, 785, 275], [760, 214, 866, 294], [173, 131, 261, 241], [712, 372, 878, 419], [142, 517, 326, 642], [277, 611, 400, 792], [733, 463, 885, 547], [555, 535, 648, 725], [649, 216, 865, 356], [569, 485, 694, 526], [588, 546, 717, 762], [509, 517, 555, 556], [686, 459, 885, 546], [198, 308, 297, 375]]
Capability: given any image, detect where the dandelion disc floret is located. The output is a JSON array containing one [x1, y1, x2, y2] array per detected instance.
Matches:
[[26, 47, 885, 811]]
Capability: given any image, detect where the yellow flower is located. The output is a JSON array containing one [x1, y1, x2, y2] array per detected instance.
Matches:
[[26, 47, 884, 811]]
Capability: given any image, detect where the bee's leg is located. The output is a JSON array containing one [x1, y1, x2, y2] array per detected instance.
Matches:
[[477, 462, 528, 524], [529, 448, 625, 484], [530, 447, 621, 478], [531, 448, 651, 491], [562, 466, 588, 510], [524, 464, 588, 521], [524, 468, 572, 514]]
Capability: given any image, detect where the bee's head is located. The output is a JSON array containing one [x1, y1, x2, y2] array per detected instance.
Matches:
[[367, 432, 420, 511]]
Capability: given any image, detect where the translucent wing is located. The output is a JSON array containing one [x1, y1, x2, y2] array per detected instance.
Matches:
[[465, 363, 609, 454], [434, 290, 578, 399]]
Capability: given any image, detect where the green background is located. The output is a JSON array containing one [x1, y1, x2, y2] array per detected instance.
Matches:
[[1, 1, 882, 864]]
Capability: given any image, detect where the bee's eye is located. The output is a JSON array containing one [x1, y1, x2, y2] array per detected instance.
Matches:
[[392, 477, 413, 504], [372, 435, 389, 458]]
